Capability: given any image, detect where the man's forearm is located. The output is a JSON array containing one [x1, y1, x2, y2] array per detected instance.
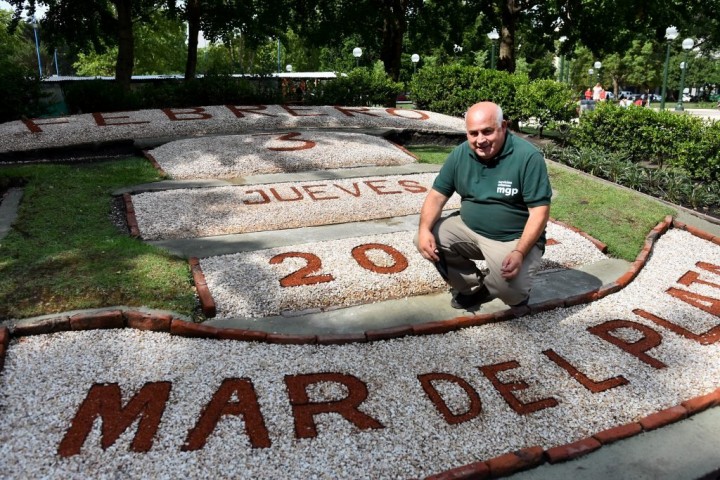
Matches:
[[514, 205, 550, 256]]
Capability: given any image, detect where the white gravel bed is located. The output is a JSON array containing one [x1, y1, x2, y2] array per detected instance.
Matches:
[[148, 131, 417, 179], [200, 224, 607, 319], [0, 105, 464, 153], [131, 173, 460, 240], [1, 229, 719, 479]]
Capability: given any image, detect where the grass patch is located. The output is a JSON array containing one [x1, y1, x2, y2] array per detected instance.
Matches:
[[406, 145, 451, 164], [0, 159, 197, 320], [406, 145, 675, 261]]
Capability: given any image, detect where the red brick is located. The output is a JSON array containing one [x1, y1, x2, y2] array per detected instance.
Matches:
[[639, 405, 688, 431], [595, 282, 621, 300], [634, 247, 650, 264], [593, 422, 643, 444], [685, 224, 717, 243], [425, 461, 490, 480], [564, 292, 594, 307], [545, 437, 601, 464], [12, 316, 71, 336], [529, 298, 565, 315], [217, 328, 268, 342], [0, 326, 8, 348], [196, 284, 217, 318], [316, 333, 368, 345], [652, 220, 670, 236], [487, 446, 544, 477], [70, 310, 125, 330], [170, 319, 218, 339], [682, 389, 720, 415], [365, 324, 413, 341], [412, 320, 457, 336], [672, 219, 687, 230], [265, 333, 317, 345], [631, 259, 646, 273], [615, 269, 638, 288], [124, 311, 172, 332]]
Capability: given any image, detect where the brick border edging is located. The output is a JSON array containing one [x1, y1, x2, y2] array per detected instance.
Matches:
[[187, 216, 665, 345], [142, 150, 168, 177], [421, 388, 720, 480], [0, 217, 718, 477], [122, 193, 140, 238]]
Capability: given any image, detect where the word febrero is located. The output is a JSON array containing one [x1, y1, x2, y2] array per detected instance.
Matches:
[[56, 261, 719, 457], [19, 105, 432, 134]]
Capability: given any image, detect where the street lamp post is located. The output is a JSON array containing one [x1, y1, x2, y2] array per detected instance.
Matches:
[[487, 29, 500, 69], [353, 47, 362, 67], [30, 16, 43, 77], [661, 26, 679, 110], [593, 61, 602, 83], [675, 38, 695, 111], [558, 36, 567, 83], [277, 38, 281, 73], [588, 68, 594, 87], [411, 53, 420, 74]]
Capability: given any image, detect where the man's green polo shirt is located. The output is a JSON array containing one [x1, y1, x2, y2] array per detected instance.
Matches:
[[432, 132, 552, 244]]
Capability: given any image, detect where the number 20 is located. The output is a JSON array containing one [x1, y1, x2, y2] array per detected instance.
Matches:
[[269, 243, 409, 288]]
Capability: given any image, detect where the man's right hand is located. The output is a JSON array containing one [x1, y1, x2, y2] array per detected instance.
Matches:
[[416, 228, 440, 262]]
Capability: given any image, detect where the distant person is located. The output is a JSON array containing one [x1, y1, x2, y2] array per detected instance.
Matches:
[[585, 88, 592, 100], [414, 101, 552, 310], [592, 83, 604, 101], [619, 95, 631, 108], [633, 97, 643, 106]]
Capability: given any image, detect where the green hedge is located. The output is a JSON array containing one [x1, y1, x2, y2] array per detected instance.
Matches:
[[63, 75, 282, 114], [574, 103, 719, 181], [407, 65, 575, 133], [304, 67, 403, 107], [0, 65, 46, 123], [409, 65, 527, 122]]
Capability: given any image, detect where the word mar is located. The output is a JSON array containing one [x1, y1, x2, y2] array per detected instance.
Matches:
[[56, 261, 720, 457]]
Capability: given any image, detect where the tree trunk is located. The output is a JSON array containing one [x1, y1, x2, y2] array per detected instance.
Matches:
[[185, 0, 201, 80], [498, 0, 519, 73], [377, 0, 407, 106], [113, 0, 134, 90]]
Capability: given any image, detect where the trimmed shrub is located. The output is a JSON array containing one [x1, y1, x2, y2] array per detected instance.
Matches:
[[573, 103, 718, 181], [62, 75, 283, 114], [304, 67, 403, 107], [63, 80, 141, 114], [0, 64, 46, 123], [408, 65, 527, 122], [516, 79, 576, 137]]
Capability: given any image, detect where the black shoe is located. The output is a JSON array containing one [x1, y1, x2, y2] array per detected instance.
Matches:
[[450, 285, 492, 309], [510, 297, 529, 307]]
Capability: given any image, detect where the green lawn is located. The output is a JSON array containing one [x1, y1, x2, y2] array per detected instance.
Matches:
[[0, 150, 675, 321], [0, 159, 197, 321]]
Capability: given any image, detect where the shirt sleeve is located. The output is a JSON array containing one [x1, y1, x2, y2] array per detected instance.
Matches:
[[431, 145, 460, 198], [522, 152, 552, 207]]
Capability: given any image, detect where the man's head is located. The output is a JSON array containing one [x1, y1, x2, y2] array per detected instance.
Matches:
[[464, 102, 507, 161]]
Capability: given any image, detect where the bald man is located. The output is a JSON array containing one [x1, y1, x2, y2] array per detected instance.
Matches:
[[415, 102, 552, 309]]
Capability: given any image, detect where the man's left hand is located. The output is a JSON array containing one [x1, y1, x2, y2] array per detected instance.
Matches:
[[500, 250, 524, 279]]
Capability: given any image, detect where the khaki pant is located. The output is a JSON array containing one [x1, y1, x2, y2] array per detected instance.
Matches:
[[415, 213, 543, 306]]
